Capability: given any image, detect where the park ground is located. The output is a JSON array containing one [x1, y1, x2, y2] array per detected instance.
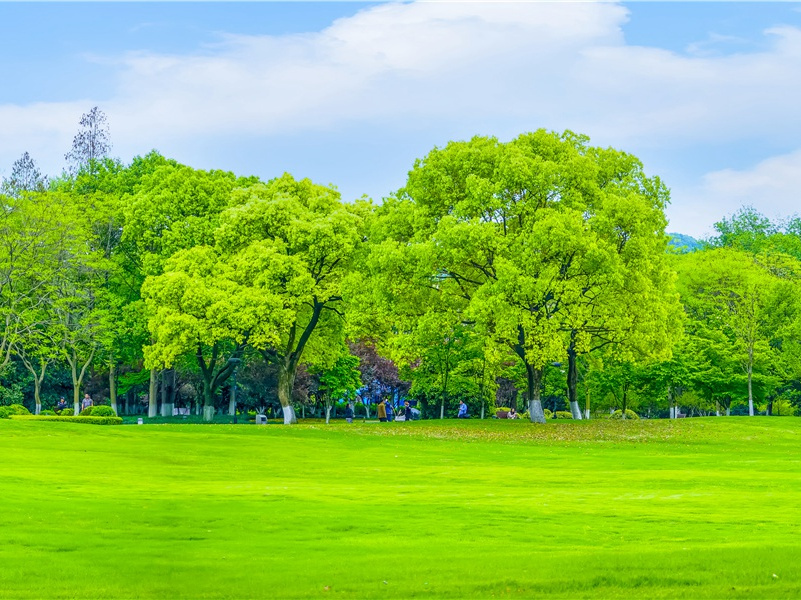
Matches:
[[1, 417, 800, 599]]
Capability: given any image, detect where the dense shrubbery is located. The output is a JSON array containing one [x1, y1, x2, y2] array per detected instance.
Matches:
[[610, 409, 640, 420], [40, 409, 56, 416], [543, 409, 553, 419], [88, 405, 116, 417], [10, 415, 123, 425], [0, 404, 31, 419], [554, 411, 573, 419], [60, 408, 75, 416]]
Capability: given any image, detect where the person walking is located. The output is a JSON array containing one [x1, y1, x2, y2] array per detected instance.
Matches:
[[386, 401, 395, 422], [81, 393, 93, 414], [377, 399, 388, 422], [345, 402, 354, 424], [458, 399, 469, 419], [404, 400, 413, 422]]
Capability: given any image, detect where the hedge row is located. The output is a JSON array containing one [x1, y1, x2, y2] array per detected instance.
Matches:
[[9, 415, 123, 425]]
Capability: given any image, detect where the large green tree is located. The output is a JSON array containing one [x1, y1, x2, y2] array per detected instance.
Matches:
[[364, 130, 679, 423]]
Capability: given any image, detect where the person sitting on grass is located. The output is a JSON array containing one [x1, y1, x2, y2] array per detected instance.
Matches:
[[508, 407, 519, 419], [458, 399, 468, 419]]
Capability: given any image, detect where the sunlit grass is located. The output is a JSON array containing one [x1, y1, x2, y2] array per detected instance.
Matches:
[[1, 417, 800, 598]]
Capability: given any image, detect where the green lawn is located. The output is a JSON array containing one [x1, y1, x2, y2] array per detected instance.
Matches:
[[1, 417, 800, 599]]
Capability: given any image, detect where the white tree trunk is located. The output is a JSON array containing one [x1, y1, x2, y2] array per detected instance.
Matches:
[[440, 401, 445, 419], [529, 399, 546, 424], [161, 403, 174, 417], [148, 368, 157, 418], [203, 404, 215, 421], [670, 406, 675, 419], [325, 404, 331, 425], [569, 400, 583, 420], [282, 404, 297, 425]]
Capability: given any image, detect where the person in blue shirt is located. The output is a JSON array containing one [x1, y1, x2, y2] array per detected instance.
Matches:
[[458, 400, 468, 419]]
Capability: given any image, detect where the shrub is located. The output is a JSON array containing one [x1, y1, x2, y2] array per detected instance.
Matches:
[[40, 409, 56, 416], [10, 415, 123, 425], [60, 408, 75, 416], [0, 404, 30, 418], [0, 407, 9, 419], [554, 411, 573, 419], [543, 409, 553, 419], [610, 409, 640, 420], [90, 405, 116, 417]]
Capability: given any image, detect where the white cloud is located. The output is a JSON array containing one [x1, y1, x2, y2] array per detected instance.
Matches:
[[669, 148, 801, 237], [1, 0, 801, 237]]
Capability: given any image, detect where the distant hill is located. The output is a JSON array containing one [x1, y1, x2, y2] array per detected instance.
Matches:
[[667, 233, 702, 253]]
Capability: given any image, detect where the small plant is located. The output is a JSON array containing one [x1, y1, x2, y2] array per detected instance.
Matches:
[[40, 410, 57, 416], [554, 411, 573, 419], [60, 408, 75, 416], [543, 409, 553, 419]]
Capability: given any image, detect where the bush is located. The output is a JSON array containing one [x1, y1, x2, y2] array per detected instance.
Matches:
[[543, 409, 553, 419], [610, 409, 640, 420], [60, 408, 75, 416], [10, 415, 123, 425], [89, 405, 116, 417], [0, 404, 30, 418], [40, 409, 56, 416], [81, 406, 93, 416], [554, 411, 573, 419]]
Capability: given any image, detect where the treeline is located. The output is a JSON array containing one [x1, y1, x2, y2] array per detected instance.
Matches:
[[2, 109, 800, 422]]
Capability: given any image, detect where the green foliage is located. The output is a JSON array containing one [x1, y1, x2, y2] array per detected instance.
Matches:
[[88, 405, 116, 417], [543, 409, 553, 420], [60, 408, 75, 416], [40, 409, 56, 416], [10, 415, 122, 425], [554, 411, 573, 419], [610, 409, 640, 420]]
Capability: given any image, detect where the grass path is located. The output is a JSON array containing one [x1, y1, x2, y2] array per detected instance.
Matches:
[[1, 418, 800, 598]]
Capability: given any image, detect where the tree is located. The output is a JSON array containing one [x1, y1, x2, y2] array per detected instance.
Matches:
[[1, 152, 48, 197], [214, 174, 369, 424], [675, 248, 785, 416], [364, 130, 679, 423], [312, 352, 362, 424], [65, 107, 112, 174]]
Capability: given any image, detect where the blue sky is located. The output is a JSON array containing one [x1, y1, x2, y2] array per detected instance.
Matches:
[[2, 1, 800, 237]]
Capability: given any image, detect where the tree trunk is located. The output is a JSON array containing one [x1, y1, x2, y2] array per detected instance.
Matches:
[[440, 399, 445, 420], [148, 368, 157, 417], [566, 337, 582, 419], [109, 360, 118, 415], [202, 378, 216, 422], [325, 401, 332, 425], [33, 378, 42, 415], [480, 403, 485, 419], [71, 361, 81, 414], [159, 370, 170, 416], [277, 364, 298, 425], [747, 360, 754, 416], [525, 363, 546, 423]]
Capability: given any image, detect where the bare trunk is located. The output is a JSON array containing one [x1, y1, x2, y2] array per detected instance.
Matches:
[[33, 379, 41, 415], [440, 400, 445, 420], [480, 403, 485, 419], [277, 365, 297, 425], [109, 360, 117, 415], [202, 379, 215, 422], [526, 363, 546, 424], [747, 361, 754, 416], [566, 337, 582, 419], [325, 401, 332, 425], [148, 368, 157, 418]]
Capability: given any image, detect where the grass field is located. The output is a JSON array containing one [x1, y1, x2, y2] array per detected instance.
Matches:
[[1, 417, 800, 599]]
